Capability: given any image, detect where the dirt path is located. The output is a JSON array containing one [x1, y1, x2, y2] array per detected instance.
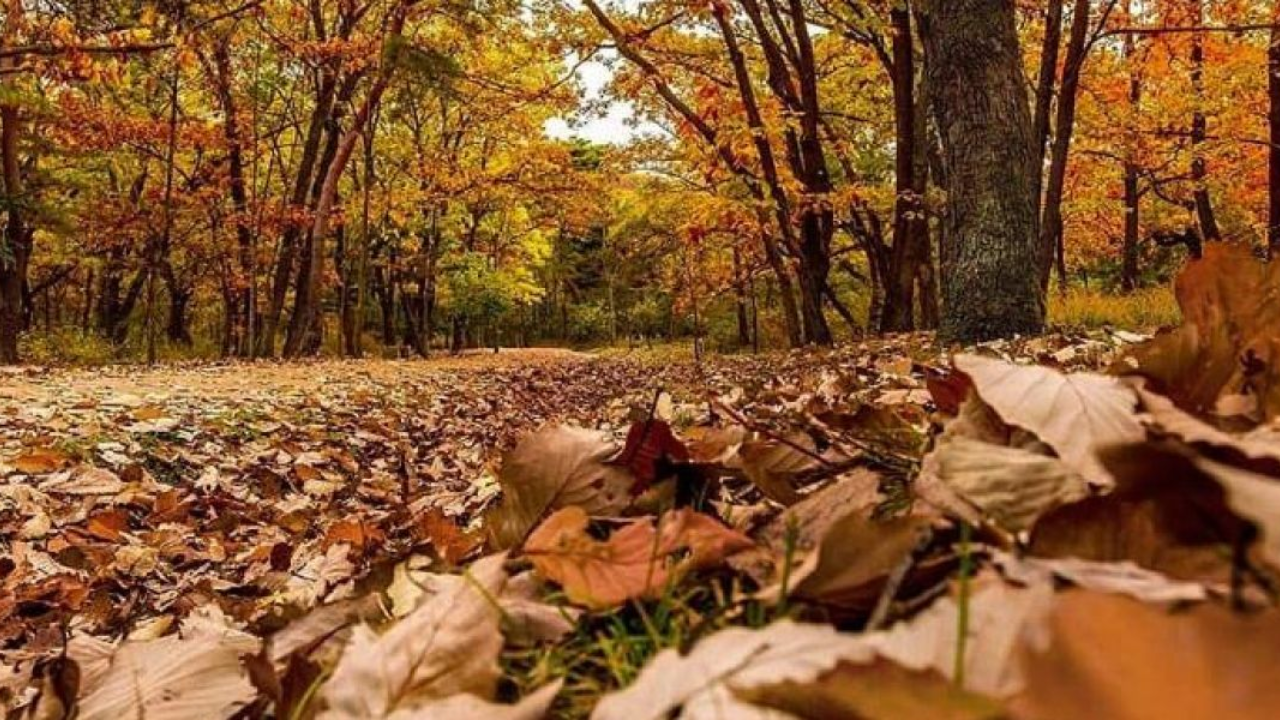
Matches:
[[0, 348, 593, 407]]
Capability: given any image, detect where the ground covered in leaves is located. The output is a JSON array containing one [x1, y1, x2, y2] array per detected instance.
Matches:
[[6, 244, 1280, 720]]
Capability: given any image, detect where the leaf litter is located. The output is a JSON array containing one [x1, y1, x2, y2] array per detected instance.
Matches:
[[4, 248, 1280, 718]]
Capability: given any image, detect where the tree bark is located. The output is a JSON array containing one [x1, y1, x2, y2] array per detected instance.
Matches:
[[919, 0, 1046, 343], [0, 0, 28, 363]]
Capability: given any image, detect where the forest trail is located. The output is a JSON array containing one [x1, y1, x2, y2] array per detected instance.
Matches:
[[0, 348, 595, 407]]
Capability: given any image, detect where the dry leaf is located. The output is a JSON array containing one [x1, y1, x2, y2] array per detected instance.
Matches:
[[9, 448, 70, 475], [320, 554, 508, 718], [1013, 591, 1280, 720], [991, 553, 1208, 604], [390, 679, 562, 720], [737, 435, 823, 505], [783, 515, 941, 615], [737, 658, 1004, 720], [954, 354, 1143, 486], [524, 507, 751, 609], [486, 426, 636, 548], [1116, 243, 1280, 421], [74, 610, 260, 720], [916, 437, 1089, 531], [1193, 457, 1280, 569]]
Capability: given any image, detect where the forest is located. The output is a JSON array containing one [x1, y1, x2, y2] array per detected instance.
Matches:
[[0, 0, 1272, 363], [6, 1, 1280, 719]]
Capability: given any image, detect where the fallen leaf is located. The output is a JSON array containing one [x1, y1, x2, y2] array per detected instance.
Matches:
[[486, 426, 636, 548], [737, 435, 823, 505], [916, 437, 1089, 531], [1116, 243, 1280, 421], [612, 419, 690, 494], [736, 658, 1004, 720], [320, 554, 508, 718], [954, 354, 1143, 487], [74, 609, 260, 720], [9, 448, 70, 475], [1013, 591, 1280, 720], [524, 506, 751, 609]]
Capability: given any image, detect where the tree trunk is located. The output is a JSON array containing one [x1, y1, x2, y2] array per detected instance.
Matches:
[[210, 38, 255, 356], [919, 0, 1046, 343], [1039, 0, 1090, 292], [1032, 0, 1065, 196], [0, 1, 27, 363], [1271, 5, 1280, 255], [1189, 2, 1221, 242], [733, 246, 750, 347], [882, 7, 925, 333], [284, 4, 408, 357], [1121, 0, 1141, 290]]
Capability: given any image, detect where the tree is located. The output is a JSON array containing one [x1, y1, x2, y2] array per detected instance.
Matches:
[[918, 0, 1046, 343]]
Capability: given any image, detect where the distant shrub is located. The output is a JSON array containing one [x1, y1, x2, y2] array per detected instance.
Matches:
[[20, 329, 118, 366], [1048, 286, 1181, 330]]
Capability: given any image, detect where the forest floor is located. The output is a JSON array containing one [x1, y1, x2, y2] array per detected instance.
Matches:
[[5, 250, 1280, 720]]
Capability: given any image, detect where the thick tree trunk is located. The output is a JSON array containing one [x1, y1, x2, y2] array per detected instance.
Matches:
[[0, 2, 27, 363], [920, 0, 1046, 343], [1039, 0, 1090, 292], [0, 103, 26, 363]]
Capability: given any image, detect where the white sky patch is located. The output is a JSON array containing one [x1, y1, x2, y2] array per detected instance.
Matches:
[[543, 2, 663, 146]]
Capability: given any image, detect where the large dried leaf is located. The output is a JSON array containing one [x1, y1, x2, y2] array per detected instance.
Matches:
[[954, 354, 1143, 486], [523, 506, 751, 609], [320, 555, 508, 718], [731, 469, 884, 582], [737, 659, 1004, 720], [74, 609, 260, 720], [1136, 386, 1280, 466], [916, 437, 1089, 531], [1116, 243, 1280, 421], [1013, 591, 1280, 720], [991, 553, 1208, 604], [486, 426, 636, 548]]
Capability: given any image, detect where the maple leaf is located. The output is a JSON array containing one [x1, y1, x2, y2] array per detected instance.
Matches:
[[523, 506, 751, 609]]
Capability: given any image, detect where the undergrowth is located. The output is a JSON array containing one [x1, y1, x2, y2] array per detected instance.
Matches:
[[1047, 285, 1180, 330]]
